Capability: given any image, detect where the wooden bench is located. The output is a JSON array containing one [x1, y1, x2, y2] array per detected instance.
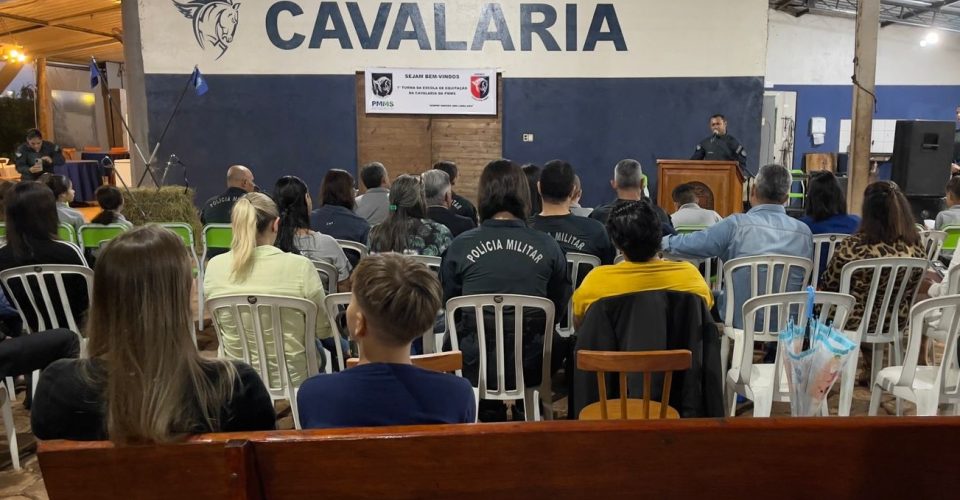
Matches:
[[39, 417, 960, 499]]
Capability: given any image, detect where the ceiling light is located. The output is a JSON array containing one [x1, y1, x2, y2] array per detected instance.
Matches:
[[920, 39, 929, 47], [926, 32, 940, 44]]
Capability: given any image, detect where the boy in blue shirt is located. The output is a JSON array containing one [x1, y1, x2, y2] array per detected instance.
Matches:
[[297, 253, 476, 428]]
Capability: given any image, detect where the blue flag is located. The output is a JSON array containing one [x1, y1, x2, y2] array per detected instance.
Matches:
[[89, 61, 99, 88], [191, 67, 208, 96]]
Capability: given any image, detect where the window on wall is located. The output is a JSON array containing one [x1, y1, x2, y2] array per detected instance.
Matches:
[[51, 90, 100, 149]]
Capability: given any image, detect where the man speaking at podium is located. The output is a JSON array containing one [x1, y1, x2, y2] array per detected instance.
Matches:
[[691, 114, 747, 173]]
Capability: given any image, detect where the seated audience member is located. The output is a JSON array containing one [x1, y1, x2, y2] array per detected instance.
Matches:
[[368, 175, 453, 256], [90, 185, 133, 229], [204, 193, 334, 386], [433, 161, 478, 222], [531, 160, 615, 265], [0, 329, 79, 397], [32, 225, 275, 441], [440, 159, 570, 421], [355, 162, 391, 225], [297, 253, 476, 428], [201, 165, 255, 225], [310, 169, 371, 245], [0, 182, 88, 333], [574, 200, 713, 326], [800, 171, 860, 235], [569, 175, 593, 217], [820, 181, 925, 334], [523, 164, 543, 217], [274, 176, 351, 292], [661, 164, 813, 327], [670, 183, 721, 227], [935, 175, 960, 230], [422, 169, 476, 237], [40, 174, 85, 231], [589, 159, 675, 235]]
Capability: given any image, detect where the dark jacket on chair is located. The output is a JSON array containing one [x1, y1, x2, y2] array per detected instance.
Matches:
[[573, 290, 724, 418]]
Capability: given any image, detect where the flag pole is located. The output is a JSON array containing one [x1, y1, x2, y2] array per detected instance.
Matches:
[[136, 65, 199, 188]]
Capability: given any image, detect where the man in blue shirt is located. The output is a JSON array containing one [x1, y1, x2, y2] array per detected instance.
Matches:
[[661, 164, 813, 328], [297, 253, 476, 429]]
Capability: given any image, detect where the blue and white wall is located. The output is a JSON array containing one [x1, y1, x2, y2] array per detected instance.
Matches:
[[136, 0, 769, 206], [766, 10, 960, 170]]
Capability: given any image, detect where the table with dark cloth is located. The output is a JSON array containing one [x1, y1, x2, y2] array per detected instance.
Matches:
[[80, 152, 129, 187], [54, 160, 102, 203]]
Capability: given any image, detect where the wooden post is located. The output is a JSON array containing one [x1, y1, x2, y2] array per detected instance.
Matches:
[[35, 57, 53, 139], [847, 0, 880, 215]]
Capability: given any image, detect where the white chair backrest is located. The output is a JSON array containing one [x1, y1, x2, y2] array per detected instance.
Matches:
[[722, 255, 814, 329], [323, 292, 439, 359], [407, 254, 441, 273], [614, 253, 624, 264], [663, 253, 716, 289], [557, 252, 601, 338], [55, 240, 89, 267], [0, 264, 93, 334], [205, 294, 320, 409], [336, 240, 369, 260], [838, 257, 928, 342], [445, 294, 555, 400], [811, 233, 849, 288], [311, 260, 340, 294], [896, 296, 960, 399], [920, 230, 946, 263], [734, 291, 855, 387]]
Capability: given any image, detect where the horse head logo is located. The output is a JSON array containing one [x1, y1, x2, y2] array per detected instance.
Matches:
[[174, 0, 241, 59]]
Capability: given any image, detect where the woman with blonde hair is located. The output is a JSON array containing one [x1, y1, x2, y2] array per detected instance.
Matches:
[[203, 192, 334, 385], [31, 225, 275, 441]]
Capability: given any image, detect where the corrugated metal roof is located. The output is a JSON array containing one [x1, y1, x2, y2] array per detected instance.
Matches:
[[772, 0, 960, 32], [0, 0, 123, 63]]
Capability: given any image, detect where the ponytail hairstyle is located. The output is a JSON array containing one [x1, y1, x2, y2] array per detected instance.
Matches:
[[368, 174, 427, 253], [230, 192, 279, 281], [272, 176, 311, 255], [41, 173, 72, 202], [91, 185, 124, 225], [858, 181, 920, 246]]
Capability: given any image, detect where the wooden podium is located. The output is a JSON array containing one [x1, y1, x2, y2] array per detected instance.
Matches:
[[657, 160, 745, 218]]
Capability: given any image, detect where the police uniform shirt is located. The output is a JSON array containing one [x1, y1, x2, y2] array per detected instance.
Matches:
[[202, 187, 248, 225], [440, 219, 571, 387], [531, 213, 616, 265], [451, 194, 478, 223], [14, 140, 66, 181], [691, 133, 747, 170]]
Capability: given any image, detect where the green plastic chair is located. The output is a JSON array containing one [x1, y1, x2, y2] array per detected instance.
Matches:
[[202, 224, 233, 262], [0, 223, 5, 239], [78, 224, 128, 250], [788, 169, 806, 207], [674, 225, 707, 235], [57, 223, 77, 245], [942, 226, 960, 253], [162, 223, 203, 340]]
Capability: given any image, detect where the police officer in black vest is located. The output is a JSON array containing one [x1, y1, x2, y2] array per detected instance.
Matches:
[[441, 159, 570, 421], [14, 128, 65, 181], [691, 114, 747, 173]]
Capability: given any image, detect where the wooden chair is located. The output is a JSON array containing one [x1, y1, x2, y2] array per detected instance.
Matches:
[[577, 349, 692, 420], [345, 351, 463, 372]]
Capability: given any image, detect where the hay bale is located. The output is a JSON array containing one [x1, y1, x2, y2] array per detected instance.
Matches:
[[121, 186, 202, 250]]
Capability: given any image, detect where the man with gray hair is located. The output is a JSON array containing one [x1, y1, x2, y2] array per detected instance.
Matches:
[[589, 159, 674, 235], [662, 164, 813, 328], [356, 162, 391, 225], [423, 169, 476, 236]]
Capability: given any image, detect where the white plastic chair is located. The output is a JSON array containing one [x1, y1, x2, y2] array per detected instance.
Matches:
[[920, 230, 946, 263], [0, 264, 93, 400], [205, 294, 321, 429], [726, 291, 854, 417], [407, 254, 441, 273], [557, 252, 601, 338], [663, 253, 720, 292], [924, 267, 960, 364], [311, 260, 340, 294], [836, 257, 927, 415], [811, 233, 849, 288], [336, 240, 369, 262], [869, 295, 960, 416], [719, 255, 813, 390], [56, 240, 89, 267], [0, 382, 18, 470], [445, 294, 555, 421], [322, 292, 351, 371]]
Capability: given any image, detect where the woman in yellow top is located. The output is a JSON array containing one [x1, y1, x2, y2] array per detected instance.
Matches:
[[573, 200, 714, 326], [204, 192, 333, 387]]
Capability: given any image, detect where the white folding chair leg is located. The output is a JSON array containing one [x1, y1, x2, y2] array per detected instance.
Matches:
[[720, 335, 729, 391], [751, 389, 773, 417], [2, 395, 19, 470], [868, 385, 882, 416], [838, 353, 858, 417], [523, 388, 540, 422], [724, 383, 737, 417], [290, 387, 302, 430], [30, 369, 39, 400], [4, 377, 13, 401]]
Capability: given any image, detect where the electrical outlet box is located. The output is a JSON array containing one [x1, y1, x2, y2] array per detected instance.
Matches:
[[522, 133, 534, 142]]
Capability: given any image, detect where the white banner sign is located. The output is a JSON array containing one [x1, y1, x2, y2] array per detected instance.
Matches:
[[365, 68, 497, 115]]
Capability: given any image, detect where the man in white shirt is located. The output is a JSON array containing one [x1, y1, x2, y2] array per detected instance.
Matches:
[[355, 162, 391, 225], [670, 183, 722, 227]]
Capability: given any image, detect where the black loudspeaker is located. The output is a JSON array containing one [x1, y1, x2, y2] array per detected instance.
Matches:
[[906, 195, 945, 224], [891, 120, 954, 196]]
